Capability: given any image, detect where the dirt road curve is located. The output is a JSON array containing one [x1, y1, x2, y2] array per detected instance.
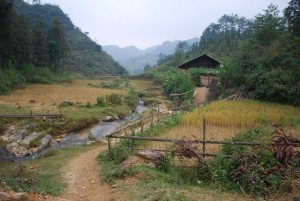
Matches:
[[30, 146, 111, 201]]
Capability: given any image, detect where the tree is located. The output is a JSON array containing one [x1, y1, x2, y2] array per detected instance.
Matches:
[[0, 0, 13, 68], [252, 4, 284, 47], [33, 20, 47, 66], [12, 15, 32, 68], [143, 63, 152, 72], [47, 18, 69, 71], [284, 0, 300, 36]]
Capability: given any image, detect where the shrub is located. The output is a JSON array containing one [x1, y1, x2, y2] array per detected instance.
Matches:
[[163, 69, 194, 102], [29, 138, 40, 148], [124, 89, 139, 109], [96, 96, 106, 107], [89, 78, 129, 89], [106, 93, 123, 105]]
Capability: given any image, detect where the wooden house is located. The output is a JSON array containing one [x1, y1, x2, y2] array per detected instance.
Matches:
[[177, 54, 221, 69], [177, 54, 221, 88]]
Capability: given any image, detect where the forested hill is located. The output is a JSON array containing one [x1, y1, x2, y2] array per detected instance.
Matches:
[[7, 0, 128, 77], [148, 2, 300, 106]]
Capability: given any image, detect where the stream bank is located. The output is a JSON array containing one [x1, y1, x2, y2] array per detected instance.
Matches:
[[0, 102, 148, 162]]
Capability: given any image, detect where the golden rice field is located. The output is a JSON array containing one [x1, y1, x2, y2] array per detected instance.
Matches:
[[0, 79, 157, 114], [181, 100, 300, 128], [145, 100, 300, 156], [145, 125, 245, 154]]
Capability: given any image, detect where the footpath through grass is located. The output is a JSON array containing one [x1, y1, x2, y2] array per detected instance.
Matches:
[[0, 144, 97, 196]]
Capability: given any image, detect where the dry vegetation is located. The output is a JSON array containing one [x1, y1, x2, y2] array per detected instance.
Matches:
[[0, 80, 126, 113], [144, 125, 245, 154], [144, 100, 300, 155], [0, 79, 159, 115], [182, 100, 300, 128]]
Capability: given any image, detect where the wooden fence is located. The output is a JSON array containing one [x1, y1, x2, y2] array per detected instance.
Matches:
[[106, 103, 199, 150], [0, 111, 64, 119], [106, 103, 300, 159], [106, 115, 268, 158]]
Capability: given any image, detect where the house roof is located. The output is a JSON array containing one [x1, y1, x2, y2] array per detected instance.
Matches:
[[178, 54, 221, 69]]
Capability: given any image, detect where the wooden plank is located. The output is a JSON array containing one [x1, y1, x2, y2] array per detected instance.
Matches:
[[0, 114, 64, 118], [107, 135, 276, 146], [170, 89, 195, 97]]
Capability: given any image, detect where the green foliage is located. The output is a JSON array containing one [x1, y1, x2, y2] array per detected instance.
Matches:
[[124, 89, 139, 109], [0, 68, 26, 95], [58, 101, 74, 108], [163, 69, 194, 102], [89, 78, 129, 89], [221, 129, 262, 156], [47, 18, 69, 71], [157, 150, 173, 172], [284, 0, 300, 36], [0, 0, 128, 85], [96, 96, 106, 107], [188, 68, 220, 87], [106, 93, 123, 105], [29, 138, 40, 148]]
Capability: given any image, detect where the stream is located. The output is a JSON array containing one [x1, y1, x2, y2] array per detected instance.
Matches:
[[1, 100, 148, 161], [51, 101, 148, 150]]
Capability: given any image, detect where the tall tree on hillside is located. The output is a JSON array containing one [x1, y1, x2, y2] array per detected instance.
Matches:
[[282, 0, 300, 80], [238, 4, 284, 66], [47, 18, 69, 71], [33, 20, 47, 66], [284, 0, 300, 36], [0, 0, 13, 69], [12, 14, 32, 68]]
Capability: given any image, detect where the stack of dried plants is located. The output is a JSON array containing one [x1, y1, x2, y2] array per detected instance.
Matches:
[[272, 124, 300, 166]]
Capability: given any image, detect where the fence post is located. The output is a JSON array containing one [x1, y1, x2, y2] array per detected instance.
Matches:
[[202, 118, 206, 159], [31, 110, 33, 118], [151, 112, 154, 127], [108, 137, 111, 153], [157, 106, 160, 124], [131, 139, 134, 153], [141, 119, 144, 132]]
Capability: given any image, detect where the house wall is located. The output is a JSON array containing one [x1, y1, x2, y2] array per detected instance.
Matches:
[[200, 75, 219, 87]]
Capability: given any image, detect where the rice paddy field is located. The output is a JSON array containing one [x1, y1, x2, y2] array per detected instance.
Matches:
[[0, 79, 159, 115], [144, 99, 300, 155], [182, 100, 300, 129]]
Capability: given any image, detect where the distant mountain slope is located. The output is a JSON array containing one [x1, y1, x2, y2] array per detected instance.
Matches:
[[103, 38, 199, 75], [10, 0, 128, 77]]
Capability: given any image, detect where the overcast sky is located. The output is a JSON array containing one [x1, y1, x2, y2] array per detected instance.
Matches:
[[43, 0, 289, 49]]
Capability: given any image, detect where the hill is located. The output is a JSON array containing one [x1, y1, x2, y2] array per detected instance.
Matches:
[[103, 38, 199, 74], [10, 0, 128, 77]]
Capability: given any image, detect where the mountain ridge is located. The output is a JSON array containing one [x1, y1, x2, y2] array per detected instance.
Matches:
[[103, 38, 199, 74]]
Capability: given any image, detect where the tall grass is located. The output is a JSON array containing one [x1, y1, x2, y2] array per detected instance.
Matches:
[[181, 100, 300, 128]]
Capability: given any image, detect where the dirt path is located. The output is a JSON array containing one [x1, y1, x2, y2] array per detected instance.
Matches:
[[194, 87, 209, 104], [60, 146, 110, 201], [33, 146, 111, 201]]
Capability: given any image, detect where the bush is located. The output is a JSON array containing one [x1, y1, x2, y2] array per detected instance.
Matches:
[[96, 96, 106, 107], [124, 89, 139, 109], [106, 93, 123, 105], [0, 68, 26, 95], [209, 128, 300, 197], [89, 78, 129, 89], [163, 69, 194, 102]]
